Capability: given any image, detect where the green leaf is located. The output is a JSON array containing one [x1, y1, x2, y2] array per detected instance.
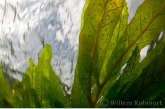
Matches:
[[99, 1, 129, 83], [13, 80, 23, 107], [11, 44, 68, 108], [12, 60, 41, 108], [74, 0, 125, 107], [18, 59, 37, 107], [74, 0, 165, 107], [79, 0, 90, 32], [0, 65, 16, 107], [119, 31, 165, 98], [102, 31, 165, 107], [71, 67, 88, 107], [49, 58, 68, 108], [105, 0, 165, 81], [96, 3, 129, 102], [25, 59, 36, 89], [103, 46, 140, 107], [116, 45, 165, 108], [34, 44, 67, 107], [34, 44, 51, 107], [99, 0, 165, 103], [0, 99, 13, 108], [21, 73, 36, 107]]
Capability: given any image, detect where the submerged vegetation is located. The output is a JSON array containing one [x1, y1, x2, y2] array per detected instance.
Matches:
[[1, 0, 165, 108]]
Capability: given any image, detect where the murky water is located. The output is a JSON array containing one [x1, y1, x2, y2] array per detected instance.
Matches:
[[0, 0, 147, 88]]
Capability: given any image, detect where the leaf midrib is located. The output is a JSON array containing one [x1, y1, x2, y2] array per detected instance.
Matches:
[[88, 0, 109, 107]]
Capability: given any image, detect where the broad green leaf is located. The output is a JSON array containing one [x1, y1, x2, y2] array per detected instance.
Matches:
[[120, 30, 165, 96], [102, 46, 140, 107], [22, 73, 40, 107], [99, 0, 165, 103], [14, 59, 37, 108], [115, 45, 165, 108], [97, 32, 164, 108], [99, 1, 129, 83], [0, 65, 16, 107], [105, 0, 165, 82], [118, 31, 165, 98], [34, 44, 51, 107], [13, 80, 24, 108], [74, 0, 125, 107], [79, 0, 90, 32], [49, 58, 68, 108], [12, 44, 68, 108], [74, 0, 165, 107], [25, 59, 36, 89], [34, 44, 67, 107], [71, 67, 88, 107], [0, 99, 13, 108], [95, 2, 129, 107], [94, 2, 128, 107], [12, 60, 41, 108]]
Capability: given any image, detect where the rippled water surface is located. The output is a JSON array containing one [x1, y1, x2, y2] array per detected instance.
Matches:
[[0, 0, 146, 87], [0, 0, 85, 86]]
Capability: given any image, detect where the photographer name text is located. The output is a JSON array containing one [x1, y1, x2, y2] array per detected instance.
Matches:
[[110, 100, 162, 106]]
